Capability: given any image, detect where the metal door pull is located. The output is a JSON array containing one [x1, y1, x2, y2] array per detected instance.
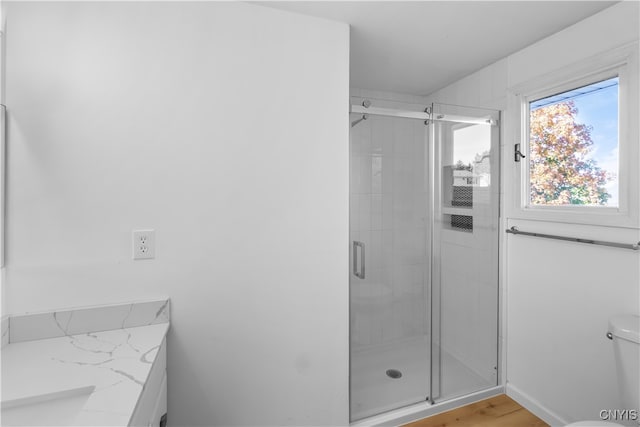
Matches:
[[353, 241, 365, 279]]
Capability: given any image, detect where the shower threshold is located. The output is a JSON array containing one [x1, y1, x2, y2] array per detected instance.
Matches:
[[350, 385, 504, 427]]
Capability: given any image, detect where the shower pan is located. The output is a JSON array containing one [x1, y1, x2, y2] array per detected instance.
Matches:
[[349, 99, 500, 422]]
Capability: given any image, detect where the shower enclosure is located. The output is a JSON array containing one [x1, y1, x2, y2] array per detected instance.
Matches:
[[349, 99, 500, 421]]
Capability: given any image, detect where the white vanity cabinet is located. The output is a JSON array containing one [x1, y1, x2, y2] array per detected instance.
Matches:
[[129, 338, 168, 427], [149, 373, 168, 426]]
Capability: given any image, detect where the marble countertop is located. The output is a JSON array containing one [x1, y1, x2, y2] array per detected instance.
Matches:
[[1, 322, 169, 426]]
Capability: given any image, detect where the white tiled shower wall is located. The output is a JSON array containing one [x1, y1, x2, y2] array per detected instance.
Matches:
[[349, 89, 430, 349]]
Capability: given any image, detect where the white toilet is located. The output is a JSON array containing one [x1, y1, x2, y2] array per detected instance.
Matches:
[[566, 314, 640, 427]]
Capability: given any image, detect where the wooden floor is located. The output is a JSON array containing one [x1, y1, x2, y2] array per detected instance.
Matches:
[[403, 394, 549, 427]]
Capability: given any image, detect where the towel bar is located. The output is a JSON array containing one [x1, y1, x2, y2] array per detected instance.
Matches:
[[506, 226, 640, 251]]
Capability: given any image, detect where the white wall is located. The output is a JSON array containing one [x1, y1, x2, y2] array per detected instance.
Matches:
[[428, 2, 639, 425], [1, 0, 6, 322], [3, 2, 350, 426]]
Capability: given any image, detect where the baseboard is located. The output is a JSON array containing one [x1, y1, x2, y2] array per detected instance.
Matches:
[[506, 383, 568, 426]]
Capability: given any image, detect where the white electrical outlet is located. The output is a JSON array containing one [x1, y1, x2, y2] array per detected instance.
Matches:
[[132, 229, 155, 260]]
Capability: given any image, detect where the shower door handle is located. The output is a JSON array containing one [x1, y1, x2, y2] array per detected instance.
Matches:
[[353, 241, 365, 279]]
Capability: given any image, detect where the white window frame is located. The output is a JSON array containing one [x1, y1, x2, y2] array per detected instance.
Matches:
[[509, 42, 639, 228]]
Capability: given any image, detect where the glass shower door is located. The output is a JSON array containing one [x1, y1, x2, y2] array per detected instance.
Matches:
[[429, 103, 500, 402], [349, 100, 500, 421], [349, 104, 430, 421]]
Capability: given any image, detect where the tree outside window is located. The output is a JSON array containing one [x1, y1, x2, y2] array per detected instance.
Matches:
[[528, 77, 619, 207]]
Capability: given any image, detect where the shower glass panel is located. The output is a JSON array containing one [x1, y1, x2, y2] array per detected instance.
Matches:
[[429, 103, 500, 403], [349, 101, 430, 421]]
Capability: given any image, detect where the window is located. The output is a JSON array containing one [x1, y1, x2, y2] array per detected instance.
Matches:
[[510, 43, 639, 227], [528, 76, 618, 208]]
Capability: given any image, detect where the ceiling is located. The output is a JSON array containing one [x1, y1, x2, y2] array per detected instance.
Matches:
[[257, 1, 618, 96]]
